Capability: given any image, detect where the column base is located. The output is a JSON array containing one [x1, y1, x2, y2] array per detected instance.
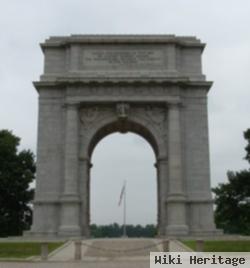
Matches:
[[23, 230, 58, 239], [189, 228, 223, 237], [82, 226, 91, 238], [58, 225, 81, 237], [166, 224, 189, 236]]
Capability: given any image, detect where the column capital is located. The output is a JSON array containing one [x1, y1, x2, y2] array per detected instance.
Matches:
[[166, 193, 187, 202], [79, 156, 93, 168], [62, 102, 80, 110], [155, 156, 168, 168], [167, 101, 182, 109]]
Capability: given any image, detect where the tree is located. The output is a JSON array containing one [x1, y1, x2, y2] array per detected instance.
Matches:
[[244, 129, 250, 163], [213, 129, 250, 235], [0, 130, 35, 237], [90, 223, 157, 237]]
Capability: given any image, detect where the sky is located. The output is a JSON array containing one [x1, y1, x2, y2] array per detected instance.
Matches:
[[0, 0, 249, 225]]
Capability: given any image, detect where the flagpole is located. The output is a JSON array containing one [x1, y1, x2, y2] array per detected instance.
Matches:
[[123, 180, 127, 237]]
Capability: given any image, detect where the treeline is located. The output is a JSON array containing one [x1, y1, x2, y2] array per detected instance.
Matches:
[[90, 223, 157, 238]]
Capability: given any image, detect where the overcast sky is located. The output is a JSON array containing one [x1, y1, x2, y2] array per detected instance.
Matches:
[[0, 0, 249, 226]]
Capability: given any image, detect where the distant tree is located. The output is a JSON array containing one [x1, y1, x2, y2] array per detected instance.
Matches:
[[244, 129, 250, 163], [90, 223, 157, 238], [91, 223, 121, 238], [144, 224, 157, 237], [213, 129, 250, 235], [0, 130, 36, 237]]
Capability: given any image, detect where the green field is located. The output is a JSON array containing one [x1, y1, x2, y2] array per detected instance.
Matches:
[[0, 242, 64, 258], [183, 240, 250, 252]]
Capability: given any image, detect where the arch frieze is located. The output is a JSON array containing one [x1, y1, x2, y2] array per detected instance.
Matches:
[[79, 102, 167, 159]]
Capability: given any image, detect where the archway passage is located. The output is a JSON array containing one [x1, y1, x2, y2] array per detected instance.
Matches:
[[90, 132, 157, 237], [80, 117, 163, 237], [30, 35, 219, 238]]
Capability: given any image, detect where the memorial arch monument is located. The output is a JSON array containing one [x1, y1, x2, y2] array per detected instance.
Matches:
[[29, 35, 219, 237]]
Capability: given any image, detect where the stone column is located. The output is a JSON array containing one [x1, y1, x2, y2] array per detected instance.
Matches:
[[87, 161, 92, 237], [59, 104, 81, 237], [154, 162, 160, 236], [79, 157, 92, 237], [166, 102, 188, 236], [156, 157, 168, 236]]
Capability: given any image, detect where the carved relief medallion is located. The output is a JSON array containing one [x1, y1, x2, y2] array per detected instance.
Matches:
[[80, 106, 99, 125], [116, 103, 130, 119]]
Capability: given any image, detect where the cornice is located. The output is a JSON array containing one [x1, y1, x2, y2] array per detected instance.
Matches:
[[33, 77, 213, 91], [40, 34, 205, 52]]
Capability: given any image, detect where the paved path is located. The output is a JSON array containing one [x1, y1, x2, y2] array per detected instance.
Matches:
[[170, 240, 193, 252], [0, 261, 149, 268], [48, 238, 192, 261], [50, 238, 162, 261], [0, 238, 192, 267]]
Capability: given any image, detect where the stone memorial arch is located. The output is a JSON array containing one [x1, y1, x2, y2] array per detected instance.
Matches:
[[29, 35, 219, 237]]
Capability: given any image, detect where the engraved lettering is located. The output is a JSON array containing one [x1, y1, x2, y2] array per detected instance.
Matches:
[[82, 49, 166, 70]]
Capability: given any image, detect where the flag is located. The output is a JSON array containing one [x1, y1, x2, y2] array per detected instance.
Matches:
[[118, 181, 126, 206]]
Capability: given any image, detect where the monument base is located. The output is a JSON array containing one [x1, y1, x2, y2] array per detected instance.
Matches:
[[166, 225, 189, 236], [58, 226, 81, 237]]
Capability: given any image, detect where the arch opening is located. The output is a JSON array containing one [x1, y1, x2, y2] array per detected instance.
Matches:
[[90, 132, 157, 237], [88, 120, 159, 160]]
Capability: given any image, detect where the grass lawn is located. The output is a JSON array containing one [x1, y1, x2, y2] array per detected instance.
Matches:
[[182, 240, 250, 252], [0, 242, 64, 259]]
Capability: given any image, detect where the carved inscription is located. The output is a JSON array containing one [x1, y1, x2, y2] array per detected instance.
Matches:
[[82, 49, 166, 70]]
